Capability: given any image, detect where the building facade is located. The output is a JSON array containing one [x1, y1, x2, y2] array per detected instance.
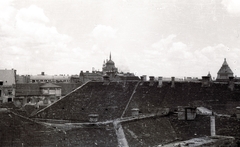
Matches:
[[0, 69, 16, 103]]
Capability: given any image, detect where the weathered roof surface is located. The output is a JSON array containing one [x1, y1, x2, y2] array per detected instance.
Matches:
[[124, 81, 240, 116], [56, 83, 82, 95], [16, 83, 42, 96], [33, 81, 139, 122], [40, 83, 61, 88], [217, 58, 233, 74], [0, 111, 117, 146], [122, 117, 177, 146]]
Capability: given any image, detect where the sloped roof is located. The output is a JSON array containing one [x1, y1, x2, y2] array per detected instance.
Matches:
[[56, 83, 82, 95], [16, 83, 42, 96], [217, 58, 233, 74], [33, 81, 139, 121]]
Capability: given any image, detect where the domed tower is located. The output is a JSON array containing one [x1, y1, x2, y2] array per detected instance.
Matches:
[[102, 53, 118, 74], [216, 58, 234, 81]]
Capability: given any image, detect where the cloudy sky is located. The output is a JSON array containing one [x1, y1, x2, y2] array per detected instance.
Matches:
[[0, 0, 240, 78]]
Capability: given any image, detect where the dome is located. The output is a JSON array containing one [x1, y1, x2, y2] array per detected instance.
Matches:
[[106, 60, 115, 65]]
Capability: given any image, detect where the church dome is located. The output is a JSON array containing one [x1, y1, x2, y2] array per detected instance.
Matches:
[[106, 59, 115, 65]]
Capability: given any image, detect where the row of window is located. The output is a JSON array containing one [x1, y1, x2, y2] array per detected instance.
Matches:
[[0, 90, 12, 96]]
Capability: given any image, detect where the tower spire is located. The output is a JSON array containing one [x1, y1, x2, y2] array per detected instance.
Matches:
[[110, 52, 112, 60]]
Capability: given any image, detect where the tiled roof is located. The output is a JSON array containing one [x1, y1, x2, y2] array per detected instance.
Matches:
[[16, 83, 42, 96], [33, 81, 139, 122], [56, 83, 82, 95]]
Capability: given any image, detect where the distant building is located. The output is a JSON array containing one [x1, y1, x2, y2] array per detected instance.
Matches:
[[80, 53, 138, 83], [79, 70, 103, 83], [102, 53, 118, 74], [0, 69, 16, 103], [15, 83, 81, 107], [29, 72, 71, 83], [216, 58, 234, 81]]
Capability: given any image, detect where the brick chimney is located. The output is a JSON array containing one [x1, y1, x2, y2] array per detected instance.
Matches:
[[228, 76, 234, 91], [171, 77, 175, 88], [149, 76, 154, 86], [202, 76, 210, 87], [158, 77, 163, 88]]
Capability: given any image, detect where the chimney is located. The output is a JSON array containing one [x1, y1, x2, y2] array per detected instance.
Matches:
[[142, 75, 147, 81], [202, 76, 210, 87], [171, 77, 175, 88], [228, 76, 234, 91], [103, 75, 110, 85], [88, 114, 99, 122], [149, 76, 154, 86], [158, 77, 163, 88], [236, 107, 240, 119], [131, 108, 139, 117], [210, 113, 216, 136], [140, 76, 144, 82], [41, 72, 45, 76]]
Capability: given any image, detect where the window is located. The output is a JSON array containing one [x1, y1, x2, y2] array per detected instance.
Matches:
[[8, 90, 12, 95], [0, 90, 1, 96]]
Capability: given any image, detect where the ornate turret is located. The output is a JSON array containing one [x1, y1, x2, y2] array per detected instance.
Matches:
[[216, 58, 234, 81]]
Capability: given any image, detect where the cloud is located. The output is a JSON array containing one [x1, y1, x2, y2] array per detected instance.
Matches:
[[222, 0, 240, 15], [91, 24, 117, 41], [152, 34, 176, 49], [145, 35, 240, 77], [0, 2, 72, 74]]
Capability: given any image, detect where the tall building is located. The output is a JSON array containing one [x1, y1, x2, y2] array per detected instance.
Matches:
[[0, 69, 16, 103], [216, 58, 234, 81]]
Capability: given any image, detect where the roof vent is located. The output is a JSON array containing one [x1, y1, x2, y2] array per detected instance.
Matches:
[[88, 114, 99, 122], [131, 108, 139, 117]]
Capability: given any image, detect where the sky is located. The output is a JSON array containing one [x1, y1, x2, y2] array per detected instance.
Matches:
[[0, 0, 240, 78]]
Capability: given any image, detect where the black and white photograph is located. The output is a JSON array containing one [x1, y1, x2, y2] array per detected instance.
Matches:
[[0, 0, 240, 146]]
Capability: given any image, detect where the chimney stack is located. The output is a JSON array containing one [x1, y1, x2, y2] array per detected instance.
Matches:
[[149, 76, 154, 86], [171, 77, 175, 88], [41, 72, 45, 76], [88, 114, 99, 122], [131, 108, 139, 117], [210, 113, 216, 136], [103, 75, 110, 85], [202, 76, 210, 87], [228, 76, 234, 91], [158, 77, 163, 88]]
